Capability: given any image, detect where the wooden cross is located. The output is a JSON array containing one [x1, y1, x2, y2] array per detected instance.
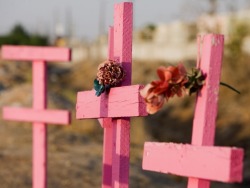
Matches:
[[142, 34, 244, 188], [76, 2, 147, 188], [1, 45, 71, 188]]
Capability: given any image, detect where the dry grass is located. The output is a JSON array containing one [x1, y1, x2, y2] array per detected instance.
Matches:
[[0, 49, 249, 187]]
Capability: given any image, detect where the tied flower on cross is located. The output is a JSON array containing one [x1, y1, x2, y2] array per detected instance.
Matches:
[[94, 60, 126, 96], [140, 64, 205, 114]]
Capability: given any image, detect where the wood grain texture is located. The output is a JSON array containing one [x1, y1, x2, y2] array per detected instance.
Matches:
[[99, 26, 114, 129], [32, 61, 47, 188], [191, 34, 224, 146], [76, 85, 147, 119], [143, 142, 244, 183], [114, 2, 133, 86], [102, 125, 113, 188], [2, 45, 71, 62], [101, 26, 114, 188], [112, 118, 130, 187], [188, 34, 224, 188], [108, 27, 114, 61], [112, 2, 133, 188], [3, 107, 70, 125]]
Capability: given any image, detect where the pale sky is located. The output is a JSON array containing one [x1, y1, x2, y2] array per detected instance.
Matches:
[[0, 0, 248, 40]]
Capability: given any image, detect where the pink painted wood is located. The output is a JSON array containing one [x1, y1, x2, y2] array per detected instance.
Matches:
[[187, 34, 225, 188], [76, 84, 146, 119], [75, 3, 142, 188], [112, 3, 133, 187], [98, 27, 114, 127], [142, 34, 244, 187], [2, 45, 71, 62], [1, 45, 71, 188], [143, 142, 243, 182], [102, 118, 113, 188], [108, 26, 114, 61], [32, 60, 47, 188], [101, 27, 114, 188], [3, 107, 70, 124], [191, 34, 224, 146]]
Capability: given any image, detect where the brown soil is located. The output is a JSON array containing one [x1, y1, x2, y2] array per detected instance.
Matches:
[[0, 56, 249, 188]]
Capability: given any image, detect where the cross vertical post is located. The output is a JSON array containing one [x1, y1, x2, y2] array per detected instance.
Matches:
[[32, 60, 48, 188], [101, 26, 114, 188], [76, 2, 147, 188], [112, 3, 133, 187], [187, 34, 223, 188], [2, 45, 71, 188], [142, 34, 244, 187]]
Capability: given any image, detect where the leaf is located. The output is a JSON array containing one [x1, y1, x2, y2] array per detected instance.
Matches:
[[94, 79, 105, 96], [94, 79, 100, 91], [95, 85, 105, 96]]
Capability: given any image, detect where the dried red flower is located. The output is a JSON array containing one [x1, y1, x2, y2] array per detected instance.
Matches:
[[97, 60, 125, 86]]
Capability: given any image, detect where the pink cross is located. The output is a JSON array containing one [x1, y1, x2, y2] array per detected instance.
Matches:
[[142, 34, 244, 188], [76, 2, 147, 188], [2, 45, 71, 188]]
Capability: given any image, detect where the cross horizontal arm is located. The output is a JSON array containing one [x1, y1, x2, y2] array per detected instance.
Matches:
[[3, 107, 70, 125], [143, 142, 243, 183], [76, 84, 147, 119], [2, 45, 71, 62]]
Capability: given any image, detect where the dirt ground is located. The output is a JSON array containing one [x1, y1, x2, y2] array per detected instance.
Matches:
[[0, 117, 249, 188], [0, 58, 249, 188]]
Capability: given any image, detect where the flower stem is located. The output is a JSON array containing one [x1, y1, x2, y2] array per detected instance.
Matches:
[[220, 82, 241, 94]]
